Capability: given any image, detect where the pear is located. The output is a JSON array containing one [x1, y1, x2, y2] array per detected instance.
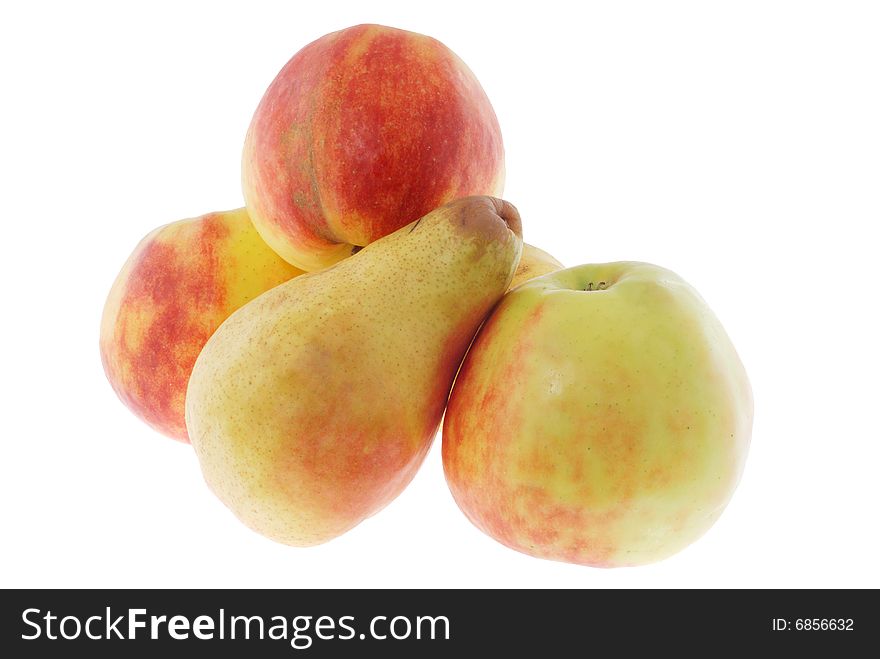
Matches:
[[185, 196, 523, 546]]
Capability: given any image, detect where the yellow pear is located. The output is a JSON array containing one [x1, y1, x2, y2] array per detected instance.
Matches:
[[186, 196, 523, 546]]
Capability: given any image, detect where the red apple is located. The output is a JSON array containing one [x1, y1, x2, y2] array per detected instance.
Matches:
[[100, 209, 303, 441], [242, 24, 505, 271]]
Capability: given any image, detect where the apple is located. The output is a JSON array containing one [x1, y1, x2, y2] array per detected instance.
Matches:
[[100, 208, 303, 441], [242, 23, 505, 271], [443, 262, 753, 566], [510, 243, 563, 289]]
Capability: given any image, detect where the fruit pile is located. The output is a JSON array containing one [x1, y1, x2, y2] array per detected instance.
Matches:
[[100, 24, 753, 567]]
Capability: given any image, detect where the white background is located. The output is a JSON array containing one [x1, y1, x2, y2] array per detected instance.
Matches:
[[2, 1, 878, 589]]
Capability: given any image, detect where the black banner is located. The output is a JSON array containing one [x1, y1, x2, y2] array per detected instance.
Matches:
[[1, 589, 874, 656]]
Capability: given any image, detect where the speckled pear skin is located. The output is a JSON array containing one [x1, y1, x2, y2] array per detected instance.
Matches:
[[185, 196, 522, 546]]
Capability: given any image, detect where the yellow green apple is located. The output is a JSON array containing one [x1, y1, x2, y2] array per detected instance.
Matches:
[[443, 262, 752, 567], [100, 208, 304, 441], [510, 243, 563, 289], [186, 196, 523, 546]]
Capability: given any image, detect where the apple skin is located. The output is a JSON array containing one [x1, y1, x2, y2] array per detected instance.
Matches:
[[242, 23, 505, 271], [509, 243, 563, 289], [100, 209, 304, 441], [443, 262, 753, 567]]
